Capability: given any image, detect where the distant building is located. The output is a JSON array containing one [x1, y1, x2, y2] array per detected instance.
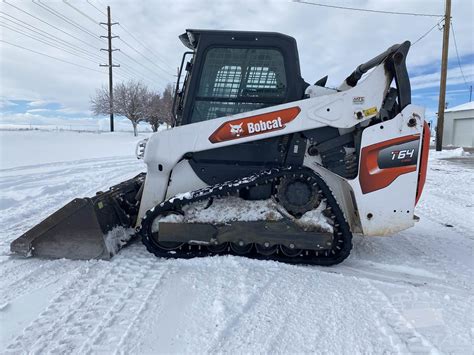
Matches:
[[442, 101, 474, 147]]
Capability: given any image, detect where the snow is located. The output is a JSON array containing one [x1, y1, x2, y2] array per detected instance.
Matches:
[[182, 197, 282, 223], [0, 129, 150, 169], [104, 227, 136, 256], [444, 101, 474, 113], [428, 147, 471, 159], [0, 131, 473, 354]]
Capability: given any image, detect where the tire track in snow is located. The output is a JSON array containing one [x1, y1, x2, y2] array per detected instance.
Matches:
[[0, 259, 82, 305], [77, 253, 172, 354], [112, 262, 175, 355], [206, 262, 281, 353], [3, 247, 159, 354], [4, 261, 111, 354], [360, 280, 441, 354]]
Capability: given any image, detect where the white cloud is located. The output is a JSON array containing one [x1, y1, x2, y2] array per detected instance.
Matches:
[[27, 100, 55, 108], [0, 99, 18, 109], [411, 64, 474, 90], [26, 108, 53, 113]]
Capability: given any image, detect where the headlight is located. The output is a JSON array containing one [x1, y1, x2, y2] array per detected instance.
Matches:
[[135, 138, 148, 159]]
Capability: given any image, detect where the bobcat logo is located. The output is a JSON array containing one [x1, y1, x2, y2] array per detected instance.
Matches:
[[229, 122, 244, 137]]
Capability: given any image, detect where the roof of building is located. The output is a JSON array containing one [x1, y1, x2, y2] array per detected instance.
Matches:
[[445, 101, 474, 113]]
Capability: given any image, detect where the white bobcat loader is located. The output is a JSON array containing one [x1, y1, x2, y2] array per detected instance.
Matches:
[[11, 30, 429, 265]]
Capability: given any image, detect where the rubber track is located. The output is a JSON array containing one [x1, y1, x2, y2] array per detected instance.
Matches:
[[139, 167, 353, 266]]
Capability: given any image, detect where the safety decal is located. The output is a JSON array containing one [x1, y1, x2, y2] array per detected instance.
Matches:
[[363, 106, 378, 117]]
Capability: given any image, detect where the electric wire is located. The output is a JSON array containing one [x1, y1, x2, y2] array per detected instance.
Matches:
[[63, 0, 101, 27], [293, 0, 443, 17], [0, 39, 107, 74], [412, 18, 445, 46], [450, 21, 470, 89], [32, 0, 103, 44], [0, 12, 105, 62], [86, 0, 106, 16], [2, 1, 99, 51], [60, 1, 172, 81], [116, 23, 175, 72], [117, 38, 175, 78], [115, 50, 170, 83], [0, 23, 104, 65]]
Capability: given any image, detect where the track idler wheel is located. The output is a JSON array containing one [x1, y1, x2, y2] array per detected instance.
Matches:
[[207, 242, 228, 254], [150, 210, 184, 251], [255, 242, 278, 256], [230, 241, 253, 255], [280, 244, 302, 257]]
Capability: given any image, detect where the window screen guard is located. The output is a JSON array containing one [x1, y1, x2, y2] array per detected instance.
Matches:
[[191, 47, 287, 123]]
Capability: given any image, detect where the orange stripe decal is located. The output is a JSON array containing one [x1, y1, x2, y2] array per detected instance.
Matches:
[[208, 107, 301, 143], [359, 134, 420, 194]]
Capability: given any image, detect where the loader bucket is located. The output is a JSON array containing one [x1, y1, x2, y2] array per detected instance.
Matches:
[[10, 173, 145, 260]]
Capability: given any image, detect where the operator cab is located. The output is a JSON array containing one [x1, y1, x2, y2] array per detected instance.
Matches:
[[173, 29, 307, 126]]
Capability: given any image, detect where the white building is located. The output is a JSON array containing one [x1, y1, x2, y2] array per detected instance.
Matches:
[[442, 101, 474, 147]]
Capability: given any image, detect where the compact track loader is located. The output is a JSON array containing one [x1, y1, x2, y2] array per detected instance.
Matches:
[[11, 30, 430, 265]]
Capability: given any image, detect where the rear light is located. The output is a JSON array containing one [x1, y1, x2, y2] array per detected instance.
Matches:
[[415, 122, 430, 205]]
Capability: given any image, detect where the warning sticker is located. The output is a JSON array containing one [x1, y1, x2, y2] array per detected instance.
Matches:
[[363, 107, 378, 117]]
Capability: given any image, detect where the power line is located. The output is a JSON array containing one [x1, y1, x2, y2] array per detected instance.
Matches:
[[0, 39, 107, 74], [33, 0, 103, 44], [63, 0, 101, 27], [2, 1, 99, 51], [0, 10, 142, 82], [116, 23, 175, 71], [293, 0, 443, 17], [117, 38, 175, 78], [412, 18, 444, 46], [0, 22, 103, 65], [116, 50, 171, 83], [86, 0, 106, 16], [0, 12, 104, 62], [82, 2, 176, 77], [450, 21, 470, 88], [116, 62, 161, 86], [67, 2, 173, 83], [65, 2, 175, 78]]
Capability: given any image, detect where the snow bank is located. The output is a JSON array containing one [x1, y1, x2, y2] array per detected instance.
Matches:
[[0, 130, 150, 169], [429, 147, 471, 160]]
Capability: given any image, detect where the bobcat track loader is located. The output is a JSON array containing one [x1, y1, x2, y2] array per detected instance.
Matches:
[[11, 30, 430, 265]]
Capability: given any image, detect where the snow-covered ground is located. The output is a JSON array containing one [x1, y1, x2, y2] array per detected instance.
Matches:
[[0, 130, 472, 354]]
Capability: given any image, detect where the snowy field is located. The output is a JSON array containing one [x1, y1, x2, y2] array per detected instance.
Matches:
[[0, 130, 473, 354]]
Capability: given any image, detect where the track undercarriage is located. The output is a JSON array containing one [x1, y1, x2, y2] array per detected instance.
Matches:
[[140, 167, 353, 266]]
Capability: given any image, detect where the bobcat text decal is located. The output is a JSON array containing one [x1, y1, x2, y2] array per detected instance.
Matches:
[[209, 107, 300, 143]]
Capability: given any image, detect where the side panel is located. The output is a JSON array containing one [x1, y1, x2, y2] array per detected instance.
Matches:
[[348, 105, 426, 236]]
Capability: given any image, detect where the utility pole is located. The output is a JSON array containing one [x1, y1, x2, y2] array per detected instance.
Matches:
[[435, 0, 451, 151], [100, 6, 119, 132]]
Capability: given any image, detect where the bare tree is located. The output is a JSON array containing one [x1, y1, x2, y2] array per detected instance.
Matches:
[[144, 84, 175, 132], [145, 92, 162, 132], [160, 83, 174, 126], [91, 80, 149, 136]]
